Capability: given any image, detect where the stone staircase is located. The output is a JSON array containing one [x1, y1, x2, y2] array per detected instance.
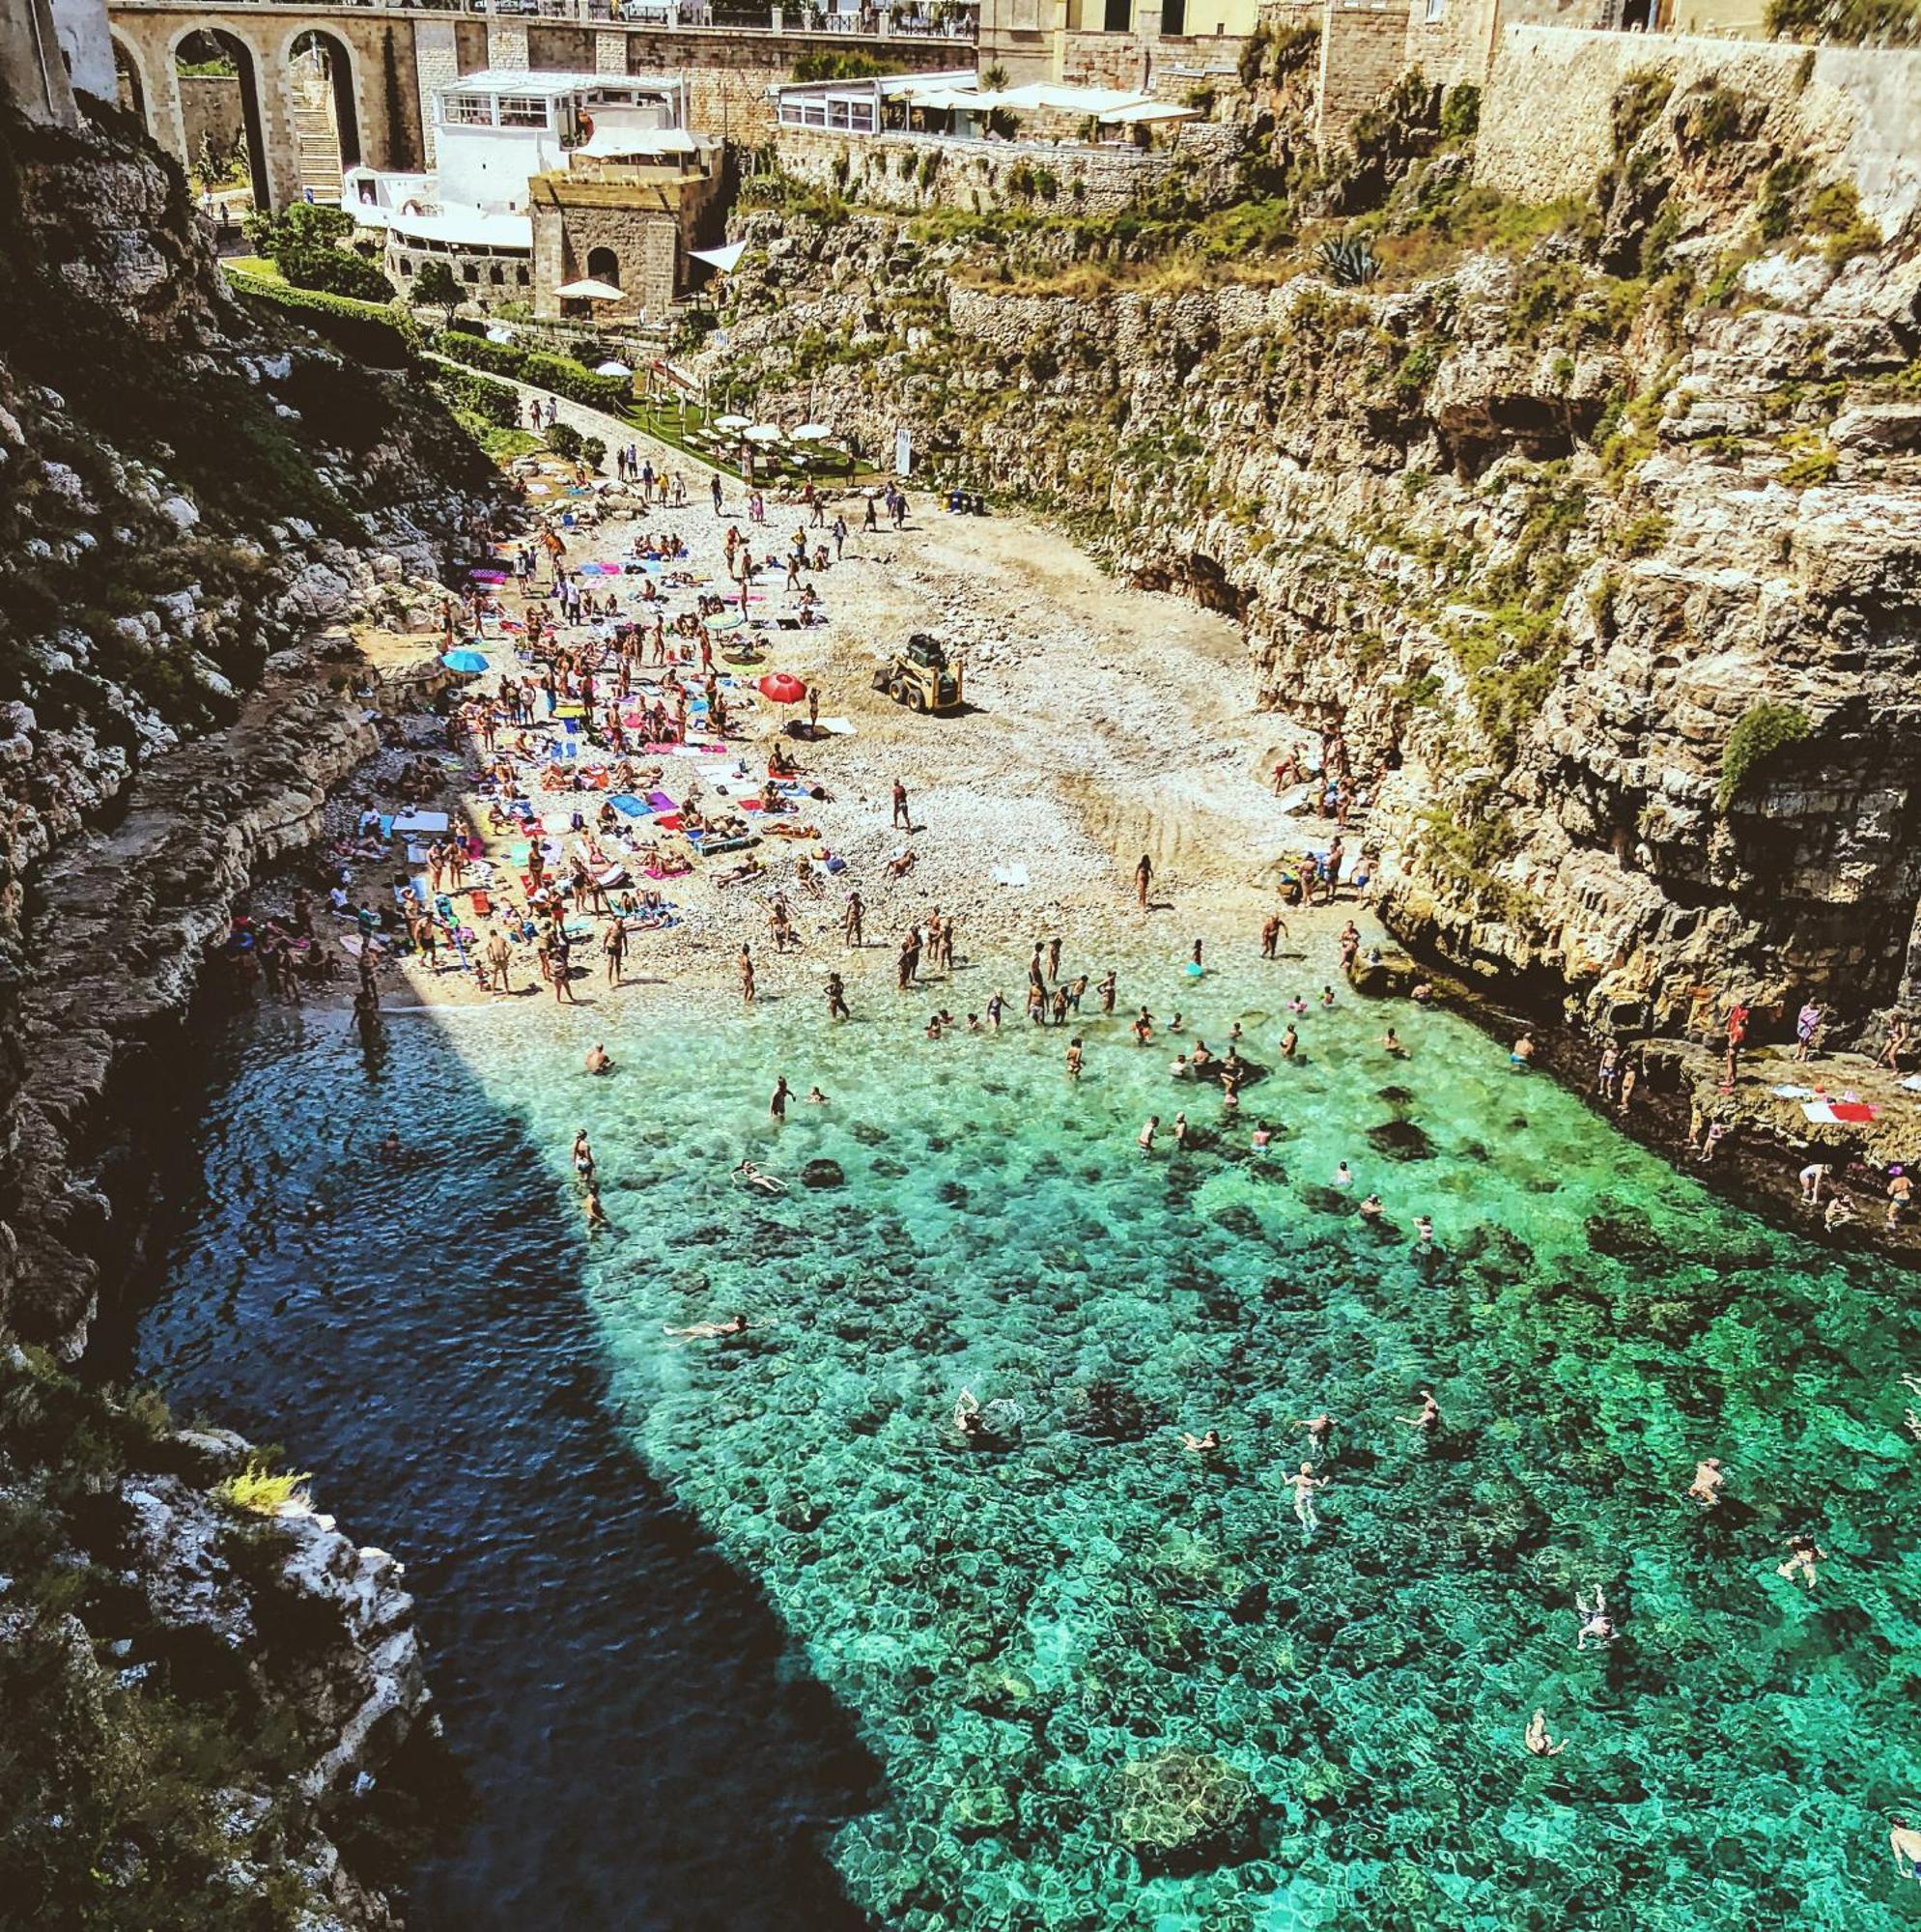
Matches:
[[290, 60, 342, 204]]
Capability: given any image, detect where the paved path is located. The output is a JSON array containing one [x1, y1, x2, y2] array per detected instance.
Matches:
[[425, 352, 730, 496]]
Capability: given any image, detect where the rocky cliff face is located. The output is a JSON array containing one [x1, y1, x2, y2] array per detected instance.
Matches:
[[708, 73, 1921, 1044], [0, 99, 491, 1927]]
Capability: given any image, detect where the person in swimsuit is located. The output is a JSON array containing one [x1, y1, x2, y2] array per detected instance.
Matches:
[[1524, 1710, 1566, 1757], [1289, 1462, 1328, 1534], [1777, 1533, 1826, 1590], [1575, 1584, 1617, 1650], [1687, 1458, 1726, 1508], [664, 1313, 749, 1339]]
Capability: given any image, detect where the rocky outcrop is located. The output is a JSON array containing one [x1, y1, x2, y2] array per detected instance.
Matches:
[[0, 98, 488, 1928], [709, 74, 1921, 1046]]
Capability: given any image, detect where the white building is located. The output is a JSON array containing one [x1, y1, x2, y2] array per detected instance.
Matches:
[[344, 69, 695, 306]]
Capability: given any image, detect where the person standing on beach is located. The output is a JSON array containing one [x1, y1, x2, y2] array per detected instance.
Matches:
[[844, 891, 864, 949], [891, 780, 913, 831], [1046, 936, 1062, 981], [739, 943, 756, 1006], [1261, 913, 1285, 959], [605, 920, 627, 988], [826, 972, 850, 1021], [1135, 853, 1153, 909], [1619, 1060, 1638, 1115], [711, 474, 723, 516], [485, 928, 512, 992]]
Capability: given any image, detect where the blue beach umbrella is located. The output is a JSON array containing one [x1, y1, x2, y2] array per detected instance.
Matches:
[[442, 649, 491, 674]]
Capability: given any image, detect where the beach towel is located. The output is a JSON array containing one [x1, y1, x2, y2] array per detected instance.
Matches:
[[646, 790, 677, 812], [1769, 1084, 1817, 1099], [992, 865, 1031, 888], [392, 810, 452, 836], [1804, 1099, 1879, 1125], [818, 718, 856, 736], [608, 794, 649, 817]]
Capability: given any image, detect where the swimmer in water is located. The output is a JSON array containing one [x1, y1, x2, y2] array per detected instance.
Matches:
[[1524, 1710, 1566, 1757], [1575, 1583, 1617, 1650], [732, 1159, 786, 1194], [1288, 996, 1308, 1016], [1180, 1429, 1220, 1454], [664, 1313, 749, 1339], [1138, 1115, 1160, 1152], [1172, 1111, 1190, 1149], [1133, 1007, 1154, 1046], [379, 1129, 403, 1161], [1358, 1191, 1384, 1220], [1290, 1412, 1335, 1451], [1400, 1387, 1441, 1434], [1168, 1010, 1184, 1033], [1777, 1533, 1826, 1590], [1414, 1213, 1434, 1250], [806, 1087, 829, 1105], [1511, 1032, 1536, 1068], [584, 1042, 614, 1075], [583, 1186, 612, 1233], [1333, 1160, 1353, 1188], [1066, 1037, 1084, 1078], [1686, 1457, 1726, 1508], [1320, 984, 1337, 1008], [1280, 1024, 1299, 1059], [1289, 1461, 1329, 1534], [1381, 1027, 1408, 1058], [572, 1130, 596, 1180], [1251, 1122, 1273, 1156]]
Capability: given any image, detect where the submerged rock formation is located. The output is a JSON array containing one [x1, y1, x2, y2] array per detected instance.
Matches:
[[0, 98, 495, 1926], [706, 66, 1921, 1046]]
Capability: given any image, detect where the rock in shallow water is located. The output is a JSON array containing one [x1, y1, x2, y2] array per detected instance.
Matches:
[[802, 1158, 845, 1190]]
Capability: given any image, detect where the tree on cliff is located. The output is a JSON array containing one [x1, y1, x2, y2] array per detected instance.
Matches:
[[413, 260, 465, 328], [245, 203, 394, 303]]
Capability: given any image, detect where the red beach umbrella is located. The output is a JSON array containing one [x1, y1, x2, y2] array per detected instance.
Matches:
[[757, 672, 807, 704]]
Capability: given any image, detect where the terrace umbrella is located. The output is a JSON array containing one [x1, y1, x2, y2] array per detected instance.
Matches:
[[442, 649, 491, 674], [791, 424, 833, 441], [744, 424, 784, 444], [757, 671, 807, 704], [715, 413, 752, 432], [596, 359, 633, 378]]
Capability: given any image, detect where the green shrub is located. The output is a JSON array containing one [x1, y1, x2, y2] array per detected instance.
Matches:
[[1778, 435, 1839, 486], [579, 435, 607, 469], [215, 1457, 312, 1517], [1616, 510, 1670, 557], [1679, 83, 1747, 151], [1765, 0, 1920, 42], [1612, 71, 1674, 153], [1440, 84, 1481, 142], [244, 202, 394, 301], [432, 330, 631, 412], [224, 270, 415, 367], [430, 362, 520, 427], [546, 420, 584, 459], [1716, 701, 1810, 808]]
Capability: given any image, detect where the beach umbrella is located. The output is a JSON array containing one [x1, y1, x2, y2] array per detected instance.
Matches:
[[757, 671, 807, 705], [715, 413, 751, 432], [744, 424, 783, 444], [707, 612, 745, 633], [442, 648, 491, 674], [485, 325, 514, 345], [595, 359, 633, 378], [791, 423, 833, 441]]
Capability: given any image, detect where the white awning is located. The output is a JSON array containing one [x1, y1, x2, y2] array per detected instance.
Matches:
[[389, 207, 531, 251], [1098, 101, 1200, 125], [553, 277, 624, 300], [691, 241, 748, 273], [579, 125, 699, 158]]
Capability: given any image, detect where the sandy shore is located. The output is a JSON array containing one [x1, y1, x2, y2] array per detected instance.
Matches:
[[323, 468, 1343, 1020]]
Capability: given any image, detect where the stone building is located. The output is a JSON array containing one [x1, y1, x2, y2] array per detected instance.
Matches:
[[528, 132, 726, 323]]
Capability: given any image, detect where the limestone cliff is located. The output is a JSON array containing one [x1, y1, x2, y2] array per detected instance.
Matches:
[[0, 99, 492, 1928], [706, 68, 1921, 1046]]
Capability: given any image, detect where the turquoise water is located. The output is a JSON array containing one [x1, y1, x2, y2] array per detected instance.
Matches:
[[136, 947, 1921, 1930]]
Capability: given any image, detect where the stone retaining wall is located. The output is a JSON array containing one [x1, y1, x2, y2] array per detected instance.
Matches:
[[773, 121, 1232, 213], [1477, 24, 1921, 231]]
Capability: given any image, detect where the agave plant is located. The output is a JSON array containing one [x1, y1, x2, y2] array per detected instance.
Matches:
[[1317, 233, 1380, 288]]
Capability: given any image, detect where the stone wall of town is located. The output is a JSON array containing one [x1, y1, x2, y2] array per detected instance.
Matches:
[[772, 120, 1236, 213], [1476, 25, 1921, 232], [1316, 0, 1409, 140], [1400, 0, 1622, 94], [178, 71, 243, 168]]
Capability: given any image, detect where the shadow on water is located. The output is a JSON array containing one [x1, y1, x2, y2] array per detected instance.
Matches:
[[110, 1004, 881, 1932]]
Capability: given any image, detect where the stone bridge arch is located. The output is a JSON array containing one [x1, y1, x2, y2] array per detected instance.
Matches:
[[277, 21, 363, 185], [169, 23, 277, 211], [111, 28, 152, 130]]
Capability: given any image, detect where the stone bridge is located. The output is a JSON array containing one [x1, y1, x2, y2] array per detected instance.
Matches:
[[105, 0, 970, 209]]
